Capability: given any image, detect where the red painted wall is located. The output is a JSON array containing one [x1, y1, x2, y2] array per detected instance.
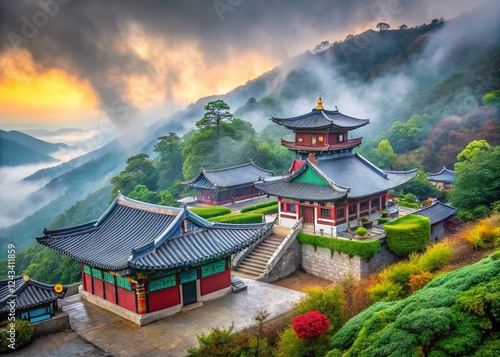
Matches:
[[148, 285, 180, 312], [200, 269, 231, 296], [117, 288, 136, 312], [92, 277, 104, 299], [83, 273, 92, 293], [104, 282, 117, 304]]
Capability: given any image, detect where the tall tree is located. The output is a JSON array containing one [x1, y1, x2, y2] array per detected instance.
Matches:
[[154, 132, 184, 190], [454, 139, 491, 172], [110, 153, 157, 198], [451, 145, 500, 220], [374, 139, 396, 169], [196, 99, 233, 138]]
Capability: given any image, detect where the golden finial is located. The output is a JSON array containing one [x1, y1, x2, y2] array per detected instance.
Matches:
[[314, 95, 324, 110]]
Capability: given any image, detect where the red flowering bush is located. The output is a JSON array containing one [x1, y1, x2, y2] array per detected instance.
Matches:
[[292, 311, 330, 339]]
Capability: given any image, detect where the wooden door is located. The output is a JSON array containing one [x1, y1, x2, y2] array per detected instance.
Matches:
[[182, 281, 197, 306], [300, 206, 314, 224]]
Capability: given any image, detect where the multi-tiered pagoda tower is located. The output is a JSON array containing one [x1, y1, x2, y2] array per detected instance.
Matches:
[[256, 96, 417, 237]]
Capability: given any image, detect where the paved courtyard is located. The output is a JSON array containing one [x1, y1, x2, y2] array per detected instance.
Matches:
[[18, 277, 303, 357]]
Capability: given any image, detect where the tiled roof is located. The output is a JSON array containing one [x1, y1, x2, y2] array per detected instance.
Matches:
[[413, 201, 457, 225], [272, 108, 369, 131], [255, 153, 416, 200], [37, 194, 273, 271], [184, 162, 273, 189], [427, 168, 456, 183], [0, 277, 67, 313]]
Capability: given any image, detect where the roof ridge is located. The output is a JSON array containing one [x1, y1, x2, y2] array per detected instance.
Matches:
[[355, 153, 389, 179], [117, 194, 182, 216]]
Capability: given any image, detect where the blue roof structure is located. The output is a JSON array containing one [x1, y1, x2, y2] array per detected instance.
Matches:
[[413, 201, 457, 225], [185, 162, 273, 190], [256, 153, 416, 201], [427, 167, 456, 184], [37, 194, 273, 271], [0, 276, 67, 313]]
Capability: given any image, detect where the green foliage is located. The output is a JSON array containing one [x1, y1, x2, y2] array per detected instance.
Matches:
[[373, 139, 396, 168], [455, 140, 491, 172], [472, 332, 500, 357], [240, 200, 278, 212], [398, 169, 438, 201], [128, 184, 160, 204], [377, 218, 388, 224], [154, 132, 184, 190], [331, 254, 500, 356], [297, 232, 381, 259], [278, 326, 331, 357], [0, 320, 34, 352], [384, 214, 431, 256], [381, 210, 389, 218], [110, 153, 157, 199], [251, 204, 278, 215], [482, 89, 500, 106], [451, 145, 500, 220], [208, 213, 263, 224], [196, 99, 234, 139], [187, 324, 243, 357], [385, 114, 430, 154], [417, 243, 453, 272], [189, 206, 231, 219], [295, 287, 345, 331], [355, 227, 367, 236], [368, 280, 404, 302]]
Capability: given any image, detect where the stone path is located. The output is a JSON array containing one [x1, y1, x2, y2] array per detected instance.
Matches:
[[52, 277, 303, 357]]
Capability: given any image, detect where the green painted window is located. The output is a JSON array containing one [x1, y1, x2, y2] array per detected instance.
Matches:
[[116, 275, 132, 291], [103, 271, 115, 285], [201, 260, 226, 278], [148, 275, 177, 292], [91, 267, 103, 280], [83, 264, 91, 275], [293, 167, 329, 186], [180, 268, 198, 284]]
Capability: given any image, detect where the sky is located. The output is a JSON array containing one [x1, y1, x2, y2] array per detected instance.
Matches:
[[0, 0, 481, 130]]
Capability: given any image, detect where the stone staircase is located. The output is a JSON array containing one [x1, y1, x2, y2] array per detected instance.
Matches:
[[233, 234, 285, 278]]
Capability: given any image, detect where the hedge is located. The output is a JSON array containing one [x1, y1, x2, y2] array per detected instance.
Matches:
[[251, 204, 278, 215], [0, 320, 34, 352], [384, 214, 430, 256], [399, 201, 419, 209], [189, 206, 231, 219], [208, 212, 263, 224], [297, 232, 381, 259], [240, 200, 278, 213]]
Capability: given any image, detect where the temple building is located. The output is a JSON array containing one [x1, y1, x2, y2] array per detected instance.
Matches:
[[414, 201, 457, 242], [255, 96, 417, 237], [427, 167, 456, 190], [0, 275, 67, 323], [37, 194, 273, 325], [184, 162, 273, 205]]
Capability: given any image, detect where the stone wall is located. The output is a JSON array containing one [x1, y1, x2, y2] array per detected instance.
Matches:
[[301, 238, 401, 281], [261, 239, 302, 283]]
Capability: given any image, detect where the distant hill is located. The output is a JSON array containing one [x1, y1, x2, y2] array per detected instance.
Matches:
[[23, 128, 85, 137], [0, 129, 68, 155], [0, 137, 57, 167]]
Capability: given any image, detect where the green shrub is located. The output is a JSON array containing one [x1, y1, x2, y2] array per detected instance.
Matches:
[[417, 243, 453, 272], [355, 227, 368, 236], [240, 200, 278, 212], [295, 287, 345, 331], [384, 214, 431, 256], [278, 326, 331, 357], [399, 201, 419, 209], [189, 206, 231, 219], [297, 232, 381, 259], [361, 216, 370, 222], [0, 320, 34, 352], [378, 218, 388, 224], [381, 210, 389, 218], [368, 280, 404, 302], [383, 261, 420, 286], [208, 213, 263, 224], [251, 204, 278, 215]]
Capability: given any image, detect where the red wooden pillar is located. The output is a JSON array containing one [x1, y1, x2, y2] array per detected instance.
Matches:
[[136, 282, 147, 314], [81, 262, 86, 291]]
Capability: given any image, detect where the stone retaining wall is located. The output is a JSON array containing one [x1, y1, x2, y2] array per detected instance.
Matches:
[[261, 239, 301, 283], [301, 238, 401, 281]]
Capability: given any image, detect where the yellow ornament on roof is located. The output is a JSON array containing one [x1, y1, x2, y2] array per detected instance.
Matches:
[[314, 95, 324, 110]]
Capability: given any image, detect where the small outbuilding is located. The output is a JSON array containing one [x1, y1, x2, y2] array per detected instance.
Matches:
[[184, 162, 273, 205], [414, 201, 457, 242], [427, 167, 456, 190], [0, 276, 67, 323]]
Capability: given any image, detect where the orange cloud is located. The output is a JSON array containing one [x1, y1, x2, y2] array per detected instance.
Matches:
[[0, 50, 99, 125]]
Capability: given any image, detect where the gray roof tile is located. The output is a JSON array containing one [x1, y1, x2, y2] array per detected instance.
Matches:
[[272, 108, 369, 131], [427, 168, 456, 183], [414, 201, 457, 225], [37, 195, 272, 271]]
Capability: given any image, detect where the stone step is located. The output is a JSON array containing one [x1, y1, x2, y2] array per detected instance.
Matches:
[[238, 260, 266, 270], [232, 269, 260, 278], [260, 241, 281, 249], [249, 251, 273, 261], [235, 264, 263, 275], [245, 254, 269, 265], [253, 247, 276, 256]]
